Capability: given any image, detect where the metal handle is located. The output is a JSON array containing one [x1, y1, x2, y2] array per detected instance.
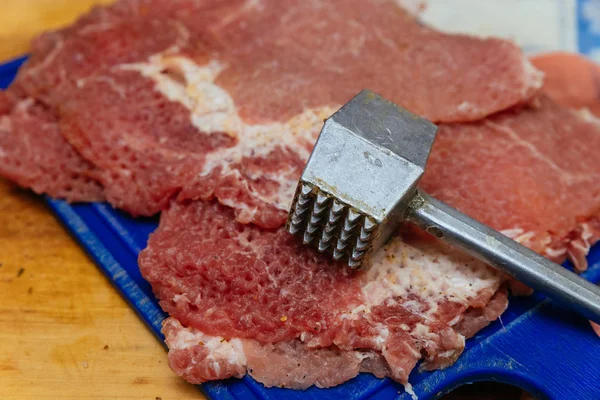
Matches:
[[406, 190, 600, 325]]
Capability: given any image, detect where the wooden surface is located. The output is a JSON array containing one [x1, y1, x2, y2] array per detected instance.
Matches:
[[0, 1, 201, 399]]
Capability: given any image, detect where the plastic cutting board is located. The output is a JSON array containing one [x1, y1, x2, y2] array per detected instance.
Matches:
[[1, 54, 599, 400]]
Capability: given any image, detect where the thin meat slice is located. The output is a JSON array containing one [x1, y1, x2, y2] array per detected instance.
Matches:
[[15, 3, 191, 107], [163, 318, 247, 384], [142, 95, 600, 386], [452, 287, 509, 340], [139, 200, 505, 387], [531, 52, 600, 116], [530, 52, 600, 337], [531, 54, 600, 268], [593, 322, 600, 337], [59, 66, 313, 221], [0, 91, 103, 202], [422, 97, 600, 271], [163, 287, 507, 389], [199, 0, 542, 125], [18, 0, 541, 124], [11, 0, 542, 225], [163, 317, 391, 389]]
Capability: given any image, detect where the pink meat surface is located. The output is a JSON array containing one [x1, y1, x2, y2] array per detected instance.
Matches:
[[529, 52, 600, 336], [141, 95, 600, 387], [163, 317, 394, 389], [531, 52, 600, 116], [422, 97, 600, 271], [0, 91, 103, 201], [18, 0, 540, 123], [163, 289, 508, 389], [140, 200, 507, 386], [1, 0, 597, 390], [9, 0, 541, 225], [593, 322, 600, 337]]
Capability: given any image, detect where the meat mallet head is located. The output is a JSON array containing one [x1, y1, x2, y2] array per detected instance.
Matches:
[[286, 89, 438, 268]]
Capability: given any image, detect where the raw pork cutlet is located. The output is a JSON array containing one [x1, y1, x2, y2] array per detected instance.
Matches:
[[12, 0, 542, 225], [140, 200, 507, 388], [0, 90, 103, 202], [140, 95, 600, 388], [422, 96, 600, 272], [531, 52, 600, 116], [529, 52, 600, 336]]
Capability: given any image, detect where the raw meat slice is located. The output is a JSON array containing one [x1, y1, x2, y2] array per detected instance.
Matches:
[[163, 287, 507, 389], [531, 52, 600, 116], [15, 3, 191, 107], [143, 94, 600, 386], [139, 200, 505, 386], [529, 52, 600, 337], [422, 97, 600, 271], [12, 0, 542, 225], [593, 322, 600, 337], [18, 0, 541, 124], [163, 317, 392, 389], [58, 65, 317, 221], [453, 287, 509, 340], [0, 91, 103, 202]]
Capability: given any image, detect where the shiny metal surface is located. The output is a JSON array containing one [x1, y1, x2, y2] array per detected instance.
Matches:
[[287, 89, 600, 324], [286, 89, 437, 268], [407, 191, 600, 324]]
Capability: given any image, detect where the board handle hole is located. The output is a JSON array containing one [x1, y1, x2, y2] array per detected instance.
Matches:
[[440, 382, 537, 400]]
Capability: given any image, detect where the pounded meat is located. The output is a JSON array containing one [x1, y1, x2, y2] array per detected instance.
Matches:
[[0, 91, 103, 201], [593, 322, 600, 337], [163, 317, 392, 389], [15, 5, 190, 107], [142, 94, 600, 387], [3, 0, 597, 390], [19, 0, 540, 123], [140, 200, 505, 386], [422, 97, 600, 271], [163, 318, 248, 383], [531, 52, 600, 116], [163, 287, 507, 389], [59, 69, 243, 217], [453, 287, 509, 340], [529, 52, 600, 337], [141, 200, 361, 343], [11, 0, 542, 225], [244, 340, 376, 389], [531, 54, 600, 269]]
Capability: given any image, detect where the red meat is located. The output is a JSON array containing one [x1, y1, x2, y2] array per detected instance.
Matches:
[[0, 91, 103, 201], [423, 97, 600, 271], [140, 200, 506, 386], [11, 0, 541, 225]]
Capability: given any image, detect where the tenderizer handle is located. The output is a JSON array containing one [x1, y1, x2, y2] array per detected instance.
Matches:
[[407, 190, 600, 324]]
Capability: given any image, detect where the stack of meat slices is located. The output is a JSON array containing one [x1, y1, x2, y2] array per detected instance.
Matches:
[[2, 0, 600, 392]]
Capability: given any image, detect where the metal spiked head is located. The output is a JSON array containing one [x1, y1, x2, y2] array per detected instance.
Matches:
[[286, 89, 438, 268]]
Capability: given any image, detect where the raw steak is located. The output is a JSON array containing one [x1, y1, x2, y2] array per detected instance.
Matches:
[[18, 0, 541, 123], [422, 97, 600, 271], [140, 200, 507, 387], [162, 285, 509, 389], [163, 287, 508, 390], [531, 52, 600, 116], [163, 318, 393, 389], [529, 52, 600, 337], [141, 95, 600, 387], [10, 0, 542, 225], [0, 90, 103, 201]]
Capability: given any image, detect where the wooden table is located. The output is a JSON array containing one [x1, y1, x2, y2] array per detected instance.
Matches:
[[0, 1, 201, 399]]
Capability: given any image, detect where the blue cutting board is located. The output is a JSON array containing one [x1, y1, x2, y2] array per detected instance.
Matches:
[[2, 52, 600, 400]]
